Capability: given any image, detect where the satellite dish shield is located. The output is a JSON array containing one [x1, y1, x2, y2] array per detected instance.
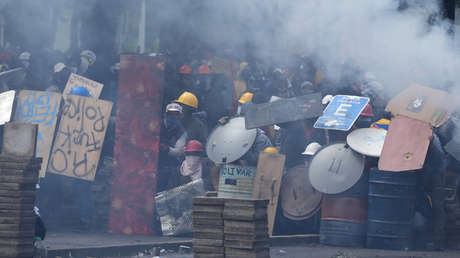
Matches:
[[309, 143, 365, 194], [206, 117, 257, 163], [346, 128, 387, 157]]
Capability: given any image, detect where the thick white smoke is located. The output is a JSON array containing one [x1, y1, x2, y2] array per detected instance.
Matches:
[[196, 0, 458, 96]]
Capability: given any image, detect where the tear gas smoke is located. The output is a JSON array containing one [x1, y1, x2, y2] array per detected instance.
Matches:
[[191, 0, 458, 96]]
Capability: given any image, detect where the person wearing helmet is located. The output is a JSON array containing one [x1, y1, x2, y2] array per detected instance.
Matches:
[[176, 140, 214, 190], [178, 64, 194, 93], [18, 51, 31, 69], [175, 91, 208, 144], [301, 142, 322, 166], [47, 62, 71, 92], [236, 92, 253, 115], [263, 147, 279, 155], [78, 50, 96, 75]]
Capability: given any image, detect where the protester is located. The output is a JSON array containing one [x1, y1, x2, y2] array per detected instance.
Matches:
[[175, 91, 208, 143]]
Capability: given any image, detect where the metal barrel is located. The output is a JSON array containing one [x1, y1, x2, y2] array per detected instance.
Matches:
[[217, 165, 256, 199], [366, 168, 417, 250], [320, 171, 369, 247]]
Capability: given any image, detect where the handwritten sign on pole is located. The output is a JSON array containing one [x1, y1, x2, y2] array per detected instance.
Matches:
[[63, 73, 104, 99], [15, 90, 62, 177], [48, 95, 112, 181]]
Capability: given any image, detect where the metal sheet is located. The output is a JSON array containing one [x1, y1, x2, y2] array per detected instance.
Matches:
[[346, 128, 387, 157], [244, 93, 323, 129], [206, 117, 257, 164], [314, 95, 369, 131], [309, 143, 365, 194], [378, 115, 432, 172], [155, 179, 205, 236], [0, 90, 15, 125], [280, 165, 322, 220]]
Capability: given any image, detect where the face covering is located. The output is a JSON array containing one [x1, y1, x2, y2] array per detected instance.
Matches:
[[180, 155, 202, 181]]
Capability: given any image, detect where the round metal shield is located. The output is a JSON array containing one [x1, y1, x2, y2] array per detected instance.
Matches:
[[309, 143, 365, 194], [346, 128, 386, 157], [206, 117, 257, 164], [280, 165, 322, 221]]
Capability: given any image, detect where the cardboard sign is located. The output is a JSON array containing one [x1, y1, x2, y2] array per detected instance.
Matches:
[[63, 73, 104, 99], [244, 93, 323, 129], [378, 115, 432, 172], [48, 95, 112, 181], [218, 164, 256, 199], [15, 90, 62, 177], [253, 152, 286, 236], [314, 95, 369, 131], [0, 90, 15, 125], [386, 84, 453, 127]]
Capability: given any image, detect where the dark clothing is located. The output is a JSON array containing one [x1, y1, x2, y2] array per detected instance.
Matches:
[[279, 122, 308, 169], [182, 116, 208, 144], [241, 129, 272, 167]]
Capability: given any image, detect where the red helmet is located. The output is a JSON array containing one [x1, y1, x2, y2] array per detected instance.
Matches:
[[197, 64, 211, 74], [360, 104, 374, 117], [184, 140, 204, 152], [179, 64, 192, 74]]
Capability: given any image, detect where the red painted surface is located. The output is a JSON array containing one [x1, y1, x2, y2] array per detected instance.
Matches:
[[109, 55, 163, 235]]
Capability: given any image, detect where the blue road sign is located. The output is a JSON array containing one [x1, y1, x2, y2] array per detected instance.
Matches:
[[314, 95, 370, 131]]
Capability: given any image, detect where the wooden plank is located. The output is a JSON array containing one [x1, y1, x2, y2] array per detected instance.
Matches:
[[14, 90, 62, 177], [193, 196, 225, 206], [48, 95, 112, 181], [193, 238, 223, 247], [193, 245, 224, 253], [378, 115, 432, 171], [194, 253, 224, 258], [223, 207, 268, 221], [224, 239, 270, 250], [63, 73, 103, 99], [253, 152, 285, 236], [224, 220, 268, 234]]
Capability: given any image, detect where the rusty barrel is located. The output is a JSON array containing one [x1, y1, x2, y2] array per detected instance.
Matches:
[[320, 171, 369, 247], [366, 168, 417, 250]]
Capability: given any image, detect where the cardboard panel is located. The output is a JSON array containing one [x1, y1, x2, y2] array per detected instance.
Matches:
[[253, 152, 285, 236], [63, 73, 104, 99], [378, 115, 432, 172], [109, 55, 163, 235], [2, 122, 37, 157], [15, 90, 61, 177], [385, 84, 453, 127], [48, 95, 112, 181], [244, 93, 323, 129]]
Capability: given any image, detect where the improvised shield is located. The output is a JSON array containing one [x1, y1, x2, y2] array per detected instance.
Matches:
[[280, 164, 322, 220], [206, 117, 257, 163], [0, 90, 15, 125], [244, 93, 323, 129], [346, 128, 387, 157], [309, 143, 365, 194]]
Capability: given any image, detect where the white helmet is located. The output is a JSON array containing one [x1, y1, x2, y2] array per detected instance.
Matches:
[[80, 50, 96, 64], [322, 95, 334, 105], [54, 62, 66, 73], [302, 142, 322, 156], [19, 52, 31, 61]]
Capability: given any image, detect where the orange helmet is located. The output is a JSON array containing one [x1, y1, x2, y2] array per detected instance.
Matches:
[[179, 64, 192, 74], [197, 64, 211, 74]]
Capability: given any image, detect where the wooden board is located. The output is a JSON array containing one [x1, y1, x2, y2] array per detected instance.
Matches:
[[378, 115, 432, 172], [244, 93, 323, 129], [48, 95, 112, 181], [252, 152, 285, 236], [15, 90, 62, 177], [63, 73, 104, 99], [385, 84, 454, 127]]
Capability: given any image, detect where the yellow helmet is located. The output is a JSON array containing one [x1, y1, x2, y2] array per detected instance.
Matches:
[[175, 91, 198, 109], [263, 147, 279, 155], [238, 92, 254, 104]]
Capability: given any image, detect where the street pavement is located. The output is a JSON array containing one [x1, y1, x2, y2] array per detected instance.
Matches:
[[157, 244, 460, 258]]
